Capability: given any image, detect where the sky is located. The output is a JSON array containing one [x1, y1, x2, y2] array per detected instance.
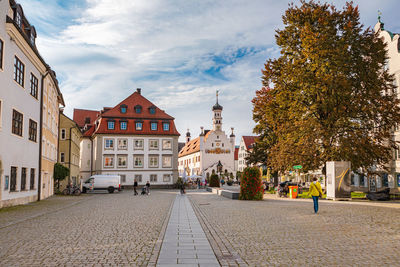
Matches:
[[17, 0, 400, 144]]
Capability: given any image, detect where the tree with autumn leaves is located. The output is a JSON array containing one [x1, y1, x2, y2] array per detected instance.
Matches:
[[252, 1, 400, 175]]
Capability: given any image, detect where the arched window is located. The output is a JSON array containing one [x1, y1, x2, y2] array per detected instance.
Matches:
[[134, 105, 142, 114], [120, 104, 127, 114]]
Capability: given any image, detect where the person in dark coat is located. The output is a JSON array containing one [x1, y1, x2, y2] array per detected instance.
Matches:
[[146, 181, 150, 195], [133, 179, 138, 195]]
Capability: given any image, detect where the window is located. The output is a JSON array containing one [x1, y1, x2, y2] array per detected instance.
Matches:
[[149, 155, 159, 168], [117, 155, 127, 168], [118, 139, 127, 150], [162, 155, 172, 168], [0, 39, 3, 70], [162, 140, 172, 150], [135, 105, 142, 113], [21, 167, 26, 191], [150, 174, 157, 182], [60, 129, 66, 140], [149, 140, 159, 150], [16, 12, 22, 27], [104, 155, 114, 167], [60, 152, 65, 163], [120, 105, 127, 114], [30, 33, 35, 45], [10, 167, 17, 192], [163, 174, 171, 182], [149, 107, 156, 114], [30, 168, 35, 190], [134, 155, 144, 168], [29, 119, 37, 142], [134, 139, 144, 149], [120, 174, 126, 183], [30, 73, 38, 98], [151, 122, 158, 131], [163, 122, 170, 131], [14, 56, 25, 86], [12, 109, 23, 136], [120, 121, 127, 130], [105, 139, 114, 149], [107, 121, 115, 130], [135, 174, 142, 182], [135, 121, 143, 130]]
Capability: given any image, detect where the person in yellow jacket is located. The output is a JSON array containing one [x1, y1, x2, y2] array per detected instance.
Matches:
[[308, 178, 323, 213]]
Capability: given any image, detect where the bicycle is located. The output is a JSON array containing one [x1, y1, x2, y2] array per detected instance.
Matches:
[[63, 184, 81, 196]]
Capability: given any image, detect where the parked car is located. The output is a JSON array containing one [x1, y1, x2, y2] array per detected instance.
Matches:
[[82, 175, 121, 193]]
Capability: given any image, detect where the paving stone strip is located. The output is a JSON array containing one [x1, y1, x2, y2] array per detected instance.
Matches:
[[157, 194, 220, 267], [189, 195, 248, 267]]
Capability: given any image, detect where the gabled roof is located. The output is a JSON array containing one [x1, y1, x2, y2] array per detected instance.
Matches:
[[179, 137, 200, 157], [74, 91, 180, 137], [242, 136, 257, 150], [102, 91, 174, 120], [234, 147, 239, 160], [73, 109, 100, 128]]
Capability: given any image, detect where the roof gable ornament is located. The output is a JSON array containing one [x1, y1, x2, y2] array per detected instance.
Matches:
[[378, 10, 384, 30]]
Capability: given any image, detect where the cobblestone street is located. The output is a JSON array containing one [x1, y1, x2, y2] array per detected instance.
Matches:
[[1, 190, 400, 266], [189, 191, 400, 266], [0, 190, 176, 266]]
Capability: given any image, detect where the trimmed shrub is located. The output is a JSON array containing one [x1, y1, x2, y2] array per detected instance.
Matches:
[[209, 174, 220, 187], [239, 167, 263, 200]]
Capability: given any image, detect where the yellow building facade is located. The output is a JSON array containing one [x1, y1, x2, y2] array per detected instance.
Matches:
[[58, 113, 82, 191], [40, 71, 64, 199]]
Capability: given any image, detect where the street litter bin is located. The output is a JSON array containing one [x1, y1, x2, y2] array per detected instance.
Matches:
[[289, 186, 298, 199]]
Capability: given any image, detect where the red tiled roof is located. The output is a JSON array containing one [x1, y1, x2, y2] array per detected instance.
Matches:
[[75, 91, 180, 137], [73, 109, 100, 128], [242, 136, 257, 150], [82, 125, 95, 137], [101, 92, 174, 120], [179, 137, 200, 157], [234, 147, 239, 160]]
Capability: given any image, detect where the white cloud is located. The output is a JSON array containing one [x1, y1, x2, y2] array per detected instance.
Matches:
[[18, 0, 400, 143]]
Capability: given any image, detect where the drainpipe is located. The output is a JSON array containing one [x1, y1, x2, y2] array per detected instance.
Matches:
[[69, 127, 72, 184], [38, 71, 49, 201]]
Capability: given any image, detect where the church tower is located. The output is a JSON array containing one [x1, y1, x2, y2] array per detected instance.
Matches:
[[212, 90, 223, 131]]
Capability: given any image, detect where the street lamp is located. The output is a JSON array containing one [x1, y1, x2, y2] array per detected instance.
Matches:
[[217, 160, 223, 181]]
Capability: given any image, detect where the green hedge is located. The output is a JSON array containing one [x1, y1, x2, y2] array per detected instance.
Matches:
[[239, 167, 263, 200], [209, 174, 220, 187]]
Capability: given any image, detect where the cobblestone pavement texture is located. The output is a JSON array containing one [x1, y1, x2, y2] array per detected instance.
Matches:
[[189, 191, 400, 267], [0, 190, 176, 266]]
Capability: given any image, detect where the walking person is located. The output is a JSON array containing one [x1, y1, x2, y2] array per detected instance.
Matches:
[[308, 178, 323, 214], [146, 181, 150, 195], [133, 179, 138, 195]]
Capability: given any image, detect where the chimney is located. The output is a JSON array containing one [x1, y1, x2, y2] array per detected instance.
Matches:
[[137, 88, 141, 94]]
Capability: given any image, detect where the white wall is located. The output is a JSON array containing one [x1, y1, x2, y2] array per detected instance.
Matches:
[[0, 1, 41, 203]]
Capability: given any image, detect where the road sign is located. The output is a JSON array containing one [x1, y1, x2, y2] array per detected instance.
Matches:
[[293, 165, 302, 170]]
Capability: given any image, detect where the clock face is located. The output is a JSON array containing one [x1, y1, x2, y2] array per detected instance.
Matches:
[[216, 142, 220, 147]]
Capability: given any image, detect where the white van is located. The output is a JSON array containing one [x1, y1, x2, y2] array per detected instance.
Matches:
[[82, 175, 121, 193]]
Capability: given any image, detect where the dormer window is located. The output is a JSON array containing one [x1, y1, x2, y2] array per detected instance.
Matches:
[[149, 106, 156, 114], [107, 120, 115, 130], [15, 12, 22, 28], [120, 121, 127, 130], [151, 122, 158, 131], [30, 33, 35, 45], [120, 104, 127, 114], [135, 105, 142, 114], [135, 121, 143, 131], [163, 122, 170, 131]]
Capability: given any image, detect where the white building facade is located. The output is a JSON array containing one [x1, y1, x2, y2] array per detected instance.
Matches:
[[237, 136, 257, 172], [178, 94, 235, 180], [374, 20, 400, 194], [0, 0, 47, 207], [75, 89, 180, 187]]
